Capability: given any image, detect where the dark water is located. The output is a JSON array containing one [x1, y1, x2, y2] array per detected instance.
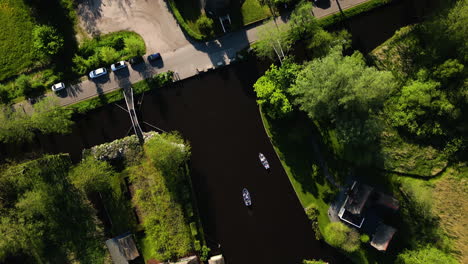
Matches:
[[0, 1, 436, 262]]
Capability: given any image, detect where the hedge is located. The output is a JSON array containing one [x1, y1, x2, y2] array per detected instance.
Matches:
[[167, 0, 204, 41], [318, 0, 393, 28], [67, 71, 173, 114]]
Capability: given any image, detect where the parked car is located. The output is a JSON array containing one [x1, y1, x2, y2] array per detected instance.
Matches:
[[111, 61, 127, 72], [147, 53, 162, 61], [51, 82, 65, 92], [129, 56, 144, 65], [89, 67, 108, 79]]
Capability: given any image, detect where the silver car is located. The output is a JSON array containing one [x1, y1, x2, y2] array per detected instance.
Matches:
[[51, 82, 65, 92], [89, 67, 108, 79], [111, 61, 127, 72]]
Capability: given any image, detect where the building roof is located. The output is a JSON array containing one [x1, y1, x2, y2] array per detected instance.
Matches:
[[208, 255, 225, 264], [105, 233, 140, 264], [344, 182, 374, 215], [370, 223, 397, 251], [171, 255, 199, 264]]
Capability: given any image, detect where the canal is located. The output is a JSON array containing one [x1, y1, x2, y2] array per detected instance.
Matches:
[[0, 0, 441, 262]]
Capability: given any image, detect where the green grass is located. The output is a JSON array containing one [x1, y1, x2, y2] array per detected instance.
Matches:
[[318, 0, 393, 28], [240, 0, 272, 25], [0, 0, 36, 81], [168, 0, 204, 40], [259, 108, 335, 233]]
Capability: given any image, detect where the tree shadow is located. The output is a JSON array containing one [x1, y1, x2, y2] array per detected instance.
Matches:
[[265, 111, 324, 197]]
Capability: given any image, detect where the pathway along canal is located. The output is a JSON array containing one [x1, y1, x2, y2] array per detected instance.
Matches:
[[0, 1, 441, 262]]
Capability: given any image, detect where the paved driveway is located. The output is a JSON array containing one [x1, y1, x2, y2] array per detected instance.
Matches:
[[77, 0, 190, 53]]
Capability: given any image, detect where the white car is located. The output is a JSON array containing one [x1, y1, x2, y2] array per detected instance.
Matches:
[[51, 82, 65, 92], [111, 61, 127, 72], [89, 67, 108, 79]]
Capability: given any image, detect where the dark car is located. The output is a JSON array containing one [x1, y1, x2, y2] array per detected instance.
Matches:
[[129, 56, 144, 65], [147, 53, 162, 61]]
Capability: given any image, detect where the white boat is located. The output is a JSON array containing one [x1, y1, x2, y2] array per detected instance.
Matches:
[[242, 188, 252, 206], [259, 153, 270, 170]]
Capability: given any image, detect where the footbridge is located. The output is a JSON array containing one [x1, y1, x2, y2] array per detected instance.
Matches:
[[123, 87, 144, 143]]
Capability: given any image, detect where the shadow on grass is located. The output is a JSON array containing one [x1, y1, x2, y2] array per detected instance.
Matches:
[[265, 111, 325, 198], [25, 0, 79, 80]]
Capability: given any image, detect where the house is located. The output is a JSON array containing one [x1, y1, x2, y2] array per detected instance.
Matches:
[[338, 182, 374, 228], [208, 255, 225, 264], [170, 255, 199, 264], [105, 233, 140, 264], [338, 181, 400, 252], [370, 223, 397, 251]]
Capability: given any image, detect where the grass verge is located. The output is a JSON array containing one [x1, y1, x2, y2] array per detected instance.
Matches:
[[67, 71, 173, 114], [318, 0, 393, 28]]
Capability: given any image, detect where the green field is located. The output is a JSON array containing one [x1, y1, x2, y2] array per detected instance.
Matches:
[[0, 0, 36, 81], [240, 0, 272, 25]]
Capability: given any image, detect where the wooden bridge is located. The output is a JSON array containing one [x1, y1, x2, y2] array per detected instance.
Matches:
[[123, 87, 144, 144]]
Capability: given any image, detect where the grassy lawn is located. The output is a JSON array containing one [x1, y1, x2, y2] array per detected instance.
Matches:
[[0, 0, 36, 81], [259, 108, 336, 233], [240, 0, 272, 25]]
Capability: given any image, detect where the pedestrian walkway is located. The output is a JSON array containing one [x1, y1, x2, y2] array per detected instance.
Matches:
[[46, 0, 371, 107]]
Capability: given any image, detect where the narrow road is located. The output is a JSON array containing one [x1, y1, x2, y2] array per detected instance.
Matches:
[[46, 0, 371, 107]]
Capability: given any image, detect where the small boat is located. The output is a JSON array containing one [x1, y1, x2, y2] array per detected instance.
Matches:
[[259, 153, 270, 170], [242, 188, 252, 206]]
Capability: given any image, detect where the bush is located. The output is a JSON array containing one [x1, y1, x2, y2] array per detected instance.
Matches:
[[200, 245, 211, 261], [0, 84, 11, 104], [196, 15, 214, 37], [396, 246, 458, 264], [99, 46, 119, 65], [305, 204, 322, 240], [360, 234, 370, 243], [32, 25, 64, 57], [324, 222, 360, 252], [124, 36, 146, 57], [15, 74, 33, 97]]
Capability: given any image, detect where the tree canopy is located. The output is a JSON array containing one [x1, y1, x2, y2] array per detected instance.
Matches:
[[32, 25, 64, 57], [0, 155, 107, 263], [0, 97, 73, 144], [253, 58, 301, 119]]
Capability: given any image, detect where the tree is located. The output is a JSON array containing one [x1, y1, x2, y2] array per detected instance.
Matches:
[[196, 15, 214, 37], [99, 46, 119, 65], [68, 156, 116, 195], [15, 74, 34, 97], [254, 21, 292, 63], [396, 246, 457, 264], [31, 97, 73, 134], [32, 25, 64, 57], [0, 84, 10, 104], [124, 36, 146, 57], [0, 104, 34, 143], [291, 46, 396, 124], [289, 1, 319, 41], [323, 222, 360, 253], [389, 78, 455, 137], [253, 58, 301, 119]]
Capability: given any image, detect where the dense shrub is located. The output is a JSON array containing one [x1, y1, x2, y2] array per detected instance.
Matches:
[[32, 25, 64, 57], [14, 74, 34, 97], [324, 222, 360, 252], [196, 15, 214, 37], [360, 234, 370, 243], [396, 246, 458, 264]]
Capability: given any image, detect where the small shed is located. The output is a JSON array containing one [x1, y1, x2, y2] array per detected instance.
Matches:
[[208, 255, 225, 264], [171, 255, 199, 264], [370, 223, 397, 251], [105, 233, 140, 264]]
